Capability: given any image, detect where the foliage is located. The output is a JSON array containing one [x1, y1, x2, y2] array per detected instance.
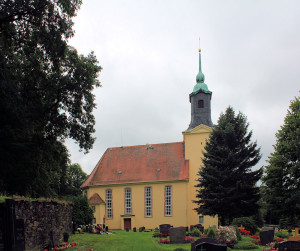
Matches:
[[275, 231, 289, 239], [61, 164, 88, 196], [236, 227, 242, 241], [190, 227, 201, 237], [263, 96, 300, 224], [194, 107, 262, 225], [232, 217, 258, 234], [206, 227, 216, 238], [233, 241, 257, 249], [215, 226, 237, 246], [72, 195, 93, 225], [152, 232, 161, 238], [0, 0, 101, 197]]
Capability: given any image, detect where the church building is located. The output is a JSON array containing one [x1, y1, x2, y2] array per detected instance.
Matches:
[[81, 46, 218, 230]]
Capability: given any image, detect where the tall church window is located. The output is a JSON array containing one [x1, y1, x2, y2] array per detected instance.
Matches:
[[198, 100, 204, 108], [106, 189, 112, 219], [165, 186, 172, 216], [125, 188, 132, 214], [145, 187, 152, 217]]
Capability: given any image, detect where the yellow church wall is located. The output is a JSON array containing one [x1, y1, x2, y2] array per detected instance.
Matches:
[[86, 180, 189, 230], [183, 124, 218, 229]]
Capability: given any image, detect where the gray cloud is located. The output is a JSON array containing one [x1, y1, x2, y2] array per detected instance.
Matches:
[[66, 0, 300, 174]]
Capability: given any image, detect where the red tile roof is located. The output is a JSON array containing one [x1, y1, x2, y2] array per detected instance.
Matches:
[[88, 193, 105, 204], [81, 142, 189, 188]]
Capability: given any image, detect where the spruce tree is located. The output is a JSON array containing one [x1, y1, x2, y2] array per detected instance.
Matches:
[[263, 95, 300, 225], [194, 107, 262, 225]]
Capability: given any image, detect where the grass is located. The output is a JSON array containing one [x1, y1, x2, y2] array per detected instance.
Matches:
[[68, 230, 191, 251], [67, 230, 278, 251]]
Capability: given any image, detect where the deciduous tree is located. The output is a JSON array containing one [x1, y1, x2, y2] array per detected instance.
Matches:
[[0, 0, 101, 197], [263, 95, 300, 224]]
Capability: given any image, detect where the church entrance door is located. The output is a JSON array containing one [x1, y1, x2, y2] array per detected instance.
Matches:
[[124, 218, 131, 230]]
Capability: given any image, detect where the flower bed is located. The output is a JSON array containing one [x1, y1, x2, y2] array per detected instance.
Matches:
[[43, 242, 78, 251]]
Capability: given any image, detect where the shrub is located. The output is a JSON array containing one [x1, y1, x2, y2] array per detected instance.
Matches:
[[215, 226, 237, 248], [232, 217, 258, 234], [152, 232, 161, 238], [191, 227, 201, 237], [275, 231, 289, 238], [236, 227, 242, 241], [207, 227, 216, 238], [233, 242, 258, 249], [63, 232, 69, 242]]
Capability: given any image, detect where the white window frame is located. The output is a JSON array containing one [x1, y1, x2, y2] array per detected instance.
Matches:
[[165, 185, 172, 216], [106, 189, 112, 219], [145, 187, 152, 217], [125, 188, 132, 214]]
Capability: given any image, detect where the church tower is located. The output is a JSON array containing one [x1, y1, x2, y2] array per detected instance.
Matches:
[[183, 43, 217, 227], [187, 44, 213, 130]]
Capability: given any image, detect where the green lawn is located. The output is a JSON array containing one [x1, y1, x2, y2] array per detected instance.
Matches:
[[67, 230, 273, 251], [68, 230, 191, 251]]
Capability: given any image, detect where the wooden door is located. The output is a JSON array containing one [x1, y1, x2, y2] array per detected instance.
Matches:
[[124, 218, 131, 230]]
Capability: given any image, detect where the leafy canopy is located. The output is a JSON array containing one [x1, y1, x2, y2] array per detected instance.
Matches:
[[263, 95, 300, 224], [194, 107, 262, 225], [0, 0, 101, 197]]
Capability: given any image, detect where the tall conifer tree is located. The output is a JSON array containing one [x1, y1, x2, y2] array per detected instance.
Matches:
[[263, 95, 300, 225], [194, 107, 262, 225]]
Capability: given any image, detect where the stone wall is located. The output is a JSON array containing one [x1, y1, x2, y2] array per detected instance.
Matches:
[[14, 199, 72, 250]]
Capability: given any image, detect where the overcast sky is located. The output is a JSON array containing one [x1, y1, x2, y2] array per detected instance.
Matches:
[[66, 0, 300, 176]]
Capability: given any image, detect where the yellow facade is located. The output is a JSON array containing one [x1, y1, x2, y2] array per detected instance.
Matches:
[[182, 124, 218, 228], [86, 180, 189, 229], [85, 123, 218, 230]]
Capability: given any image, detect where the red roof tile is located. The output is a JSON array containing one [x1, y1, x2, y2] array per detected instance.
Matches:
[[81, 142, 189, 188], [88, 193, 105, 204]]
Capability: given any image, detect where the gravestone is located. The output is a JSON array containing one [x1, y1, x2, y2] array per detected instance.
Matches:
[[105, 226, 108, 232], [169, 227, 186, 243], [125, 228, 129, 232], [262, 226, 274, 231], [288, 227, 300, 241], [278, 241, 300, 251], [159, 224, 172, 235], [133, 227, 136, 232], [139, 227, 144, 232], [260, 229, 274, 246], [191, 238, 227, 251]]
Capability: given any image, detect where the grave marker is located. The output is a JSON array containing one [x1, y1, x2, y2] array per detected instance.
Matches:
[[288, 227, 300, 241], [191, 238, 227, 251], [278, 241, 300, 251], [169, 227, 186, 243], [260, 229, 274, 246]]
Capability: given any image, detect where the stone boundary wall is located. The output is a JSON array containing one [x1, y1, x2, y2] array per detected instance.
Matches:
[[14, 199, 72, 250]]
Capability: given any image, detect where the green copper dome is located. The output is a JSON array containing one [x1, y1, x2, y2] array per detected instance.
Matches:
[[191, 50, 212, 95], [196, 71, 205, 83]]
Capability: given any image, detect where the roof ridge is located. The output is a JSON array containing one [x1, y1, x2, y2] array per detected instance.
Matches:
[[108, 141, 183, 150]]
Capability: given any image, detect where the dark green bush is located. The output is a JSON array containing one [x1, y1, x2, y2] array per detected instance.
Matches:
[[232, 217, 258, 234], [63, 232, 69, 242], [233, 242, 257, 249], [191, 227, 201, 237], [207, 227, 216, 238]]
